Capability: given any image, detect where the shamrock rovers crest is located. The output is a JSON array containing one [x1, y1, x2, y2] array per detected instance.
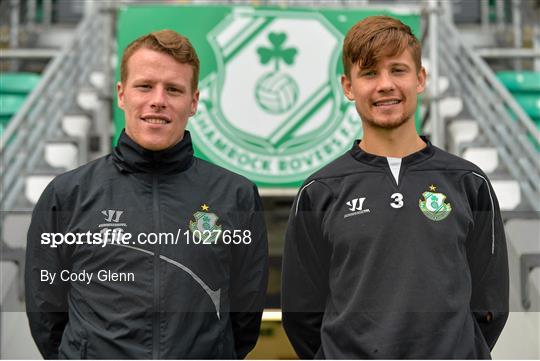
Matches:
[[255, 32, 299, 114], [189, 204, 222, 242], [189, 8, 361, 185], [419, 185, 452, 221]]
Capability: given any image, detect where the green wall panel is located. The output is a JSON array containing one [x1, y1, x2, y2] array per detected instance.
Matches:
[[115, 5, 420, 188]]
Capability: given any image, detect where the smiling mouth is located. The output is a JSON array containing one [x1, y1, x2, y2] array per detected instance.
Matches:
[[141, 117, 170, 125], [373, 100, 401, 107]]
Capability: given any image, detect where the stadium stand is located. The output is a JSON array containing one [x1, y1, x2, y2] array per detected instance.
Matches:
[[0, 72, 41, 94], [497, 71, 540, 93], [0, 0, 539, 359], [497, 71, 540, 126], [429, 4, 540, 358], [1, 2, 112, 357], [0, 94, 26, 125]]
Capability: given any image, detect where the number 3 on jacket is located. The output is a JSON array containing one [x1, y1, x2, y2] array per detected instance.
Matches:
[[390, 193, 404, 209]]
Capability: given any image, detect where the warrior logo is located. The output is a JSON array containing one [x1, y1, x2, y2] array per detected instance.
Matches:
[[344, 197, 370, 218], [98, 209, 127, 241], [346, 197, 366, 211], [189, 8, 361, 185], [101, 210, 123, 223], [419, 185, 452, 221]]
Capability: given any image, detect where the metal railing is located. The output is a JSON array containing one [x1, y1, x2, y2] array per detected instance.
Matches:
[[1, 12, 109, 212], [428, 10, 540, 212], [0, 10, 111, 302]]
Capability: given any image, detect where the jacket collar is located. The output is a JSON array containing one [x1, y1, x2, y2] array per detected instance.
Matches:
[[350, 135, 435, 167], [112, 129, 194, 174]]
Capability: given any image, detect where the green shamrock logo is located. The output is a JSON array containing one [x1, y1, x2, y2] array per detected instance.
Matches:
[[257, 32, 298, 71]]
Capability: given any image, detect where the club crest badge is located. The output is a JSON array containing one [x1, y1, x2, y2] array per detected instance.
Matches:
[[188, 8, 361, 185], [419, 185, 452, 221], [189, 204, 222, 242]]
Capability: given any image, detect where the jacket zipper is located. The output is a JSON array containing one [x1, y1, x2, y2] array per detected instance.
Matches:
[[152, 175, 160, 359]]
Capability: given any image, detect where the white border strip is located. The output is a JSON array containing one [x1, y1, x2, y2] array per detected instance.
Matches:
[[472, 172, 495, 254], [295, 180, 315, 216], [110, 243, 221, 318]]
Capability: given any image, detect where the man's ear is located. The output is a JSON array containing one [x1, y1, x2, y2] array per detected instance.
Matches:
[[190, 89, 200, 116], [341, 74, 354, 101], [117, 81, 125, 109], [416, 67, 427, 94]]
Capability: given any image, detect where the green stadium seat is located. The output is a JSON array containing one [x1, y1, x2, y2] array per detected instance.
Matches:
[[0, 72, 41, 95], [496, 71, 540, 93], [514, 94, 540, 119], [534, 117, 540, 135], [0, 94, 26, 126]]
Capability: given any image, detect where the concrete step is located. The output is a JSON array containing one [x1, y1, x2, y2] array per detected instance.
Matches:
[[25, 172, 56, 205], [77, 89, 100, 111], [458, 26, 498, 49], [492, 218, 540, 359], [425, 75, 450, 97], [36, 25, 75, 49], [62, 114, 91, 138], [0, 263, 17, 308], [532, 268, 540, 311], [90, 70, 106, 90], [48, 136, 88, 167], [423, 97, 464, 136], [1, 212, 32, 249], [45, 140, 79, 171], [491, 179, 522, 211], [505, 219, 540, 310], [1, 310, 42, 359], [491, 311, 540, 359], [440, 96, 463, 119], [463, 146, 499, 173], [448, 119, 479, 154], [1, 261, 40, 358]]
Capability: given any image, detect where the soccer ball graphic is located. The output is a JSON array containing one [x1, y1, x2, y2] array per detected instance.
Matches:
[[255, 71, 299, 114]]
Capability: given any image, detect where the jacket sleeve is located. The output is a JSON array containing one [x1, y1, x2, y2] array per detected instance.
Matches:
[[465, 172, 509, 350], [25, 181, 70, 359], [282, 180, 331, 359], [230, 185, 269, 359]]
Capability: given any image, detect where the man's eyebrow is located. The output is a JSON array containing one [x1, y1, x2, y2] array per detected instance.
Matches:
[[131, 77, 154, 84], [131, 78, 186, 88], [164, 82, 187, 89], [357, 67, 375, 74], [389, 62, 411, 68]]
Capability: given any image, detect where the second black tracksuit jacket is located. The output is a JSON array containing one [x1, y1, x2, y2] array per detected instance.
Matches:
[[282, 139, 509, 359]]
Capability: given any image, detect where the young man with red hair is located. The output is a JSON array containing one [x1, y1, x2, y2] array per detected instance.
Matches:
[[282, 16, 508, 359], [26, 30, 268, 359]]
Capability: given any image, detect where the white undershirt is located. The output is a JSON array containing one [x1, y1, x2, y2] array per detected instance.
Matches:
[[386, 157, 402, 185]]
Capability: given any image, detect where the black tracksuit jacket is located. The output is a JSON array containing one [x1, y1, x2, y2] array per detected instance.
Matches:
[[25, 130, 268, 359], [282, 139, 509, 359]]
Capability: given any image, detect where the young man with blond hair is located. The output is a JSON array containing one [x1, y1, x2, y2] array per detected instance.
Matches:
[[26, 30, 268, 359], [282, 16, 508, 359]]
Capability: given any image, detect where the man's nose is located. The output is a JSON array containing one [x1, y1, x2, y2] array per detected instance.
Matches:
[[150, 87, 167, 110], [376, 71, 395, 92]]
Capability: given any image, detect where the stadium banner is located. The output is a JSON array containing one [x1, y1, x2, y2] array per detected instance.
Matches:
[[116, 5, 420, 188]]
